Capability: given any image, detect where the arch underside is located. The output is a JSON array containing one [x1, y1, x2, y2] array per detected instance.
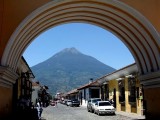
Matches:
[[1, 0, 160, 76]]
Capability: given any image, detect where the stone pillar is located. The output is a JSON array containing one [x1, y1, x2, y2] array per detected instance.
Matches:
[[136, 97, 142, 115], [0, 66, 18, 119], [136, 80, 142, 115], [115, 81, 121, 111], [140, 71, 160, 119], [125, 77, 131, 113]]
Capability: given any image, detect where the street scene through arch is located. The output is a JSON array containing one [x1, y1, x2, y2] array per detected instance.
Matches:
[[0, 0, 160, 119]]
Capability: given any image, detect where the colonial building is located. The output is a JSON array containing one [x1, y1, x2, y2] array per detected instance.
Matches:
[[12, 56, 35, 118], [77, 80, 101, 106], [98, 63, 143, 115], [66, 63, 144, 116], [65, 89, 79, 100]]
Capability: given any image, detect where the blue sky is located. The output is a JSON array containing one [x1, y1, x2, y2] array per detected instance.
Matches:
[[23, 23, 135, 70]]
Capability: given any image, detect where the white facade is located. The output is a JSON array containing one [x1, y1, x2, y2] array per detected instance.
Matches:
[[80, 87, 101, 106], [32, 84, 41, 106]]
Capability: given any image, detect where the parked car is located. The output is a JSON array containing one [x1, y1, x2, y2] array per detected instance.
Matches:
[[50, 101, 55, 106], [87, 98, 102, 112], [62, 99, 67, 105], [66, 100, 72, 106], [70, 99, 80, 107], [94, 101, 115, 115]]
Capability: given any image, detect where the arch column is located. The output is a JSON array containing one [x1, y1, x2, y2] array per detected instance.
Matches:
[[0, 66, 18, 119], [139, 71, 160, 119], [0, 66, 18, 88]]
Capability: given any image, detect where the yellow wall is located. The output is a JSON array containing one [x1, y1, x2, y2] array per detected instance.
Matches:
[[108, 78, 142, 115], [0, 0, 51, 58], [144, 87, 160, 118], [1, 0, 160, 58], [0, 86, 12, 118], [108, 80, 121, 111], [124, 78, 131, 113], [108, 80, 117, 100], [120, 0, 160, 32]]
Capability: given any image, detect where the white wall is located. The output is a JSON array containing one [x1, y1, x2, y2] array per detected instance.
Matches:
[[31, 86, 40, 106], [80, 87, 101, 106]]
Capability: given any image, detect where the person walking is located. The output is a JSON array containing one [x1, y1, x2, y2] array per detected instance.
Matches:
[[36, 99, 43, 120], [55, 100, 58, 107]]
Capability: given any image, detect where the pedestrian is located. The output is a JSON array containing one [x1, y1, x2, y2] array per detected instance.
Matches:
[[109, 98, 114, 105], [55, 100, 58, 107], [36, 99, 43, 120]]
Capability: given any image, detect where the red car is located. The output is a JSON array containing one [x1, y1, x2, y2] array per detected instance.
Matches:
[[50, 101, 55, 106]]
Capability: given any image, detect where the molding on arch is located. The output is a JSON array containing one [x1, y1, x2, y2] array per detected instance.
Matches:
[[140, 71, 160, 88], [1, 0, 160, 76], [0, 66, 18, 88]]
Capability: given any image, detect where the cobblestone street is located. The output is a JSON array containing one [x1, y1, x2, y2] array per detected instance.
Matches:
[[41, 103, 142, 120]]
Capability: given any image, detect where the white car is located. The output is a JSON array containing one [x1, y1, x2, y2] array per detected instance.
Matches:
[[66, 100, 72, 106], [94, 101, 115, 115]]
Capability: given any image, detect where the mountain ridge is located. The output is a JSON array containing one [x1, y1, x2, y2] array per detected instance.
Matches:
[[31, 47, 116, 95]]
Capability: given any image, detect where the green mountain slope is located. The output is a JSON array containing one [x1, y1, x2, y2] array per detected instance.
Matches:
[[31, 47, 116, 95]]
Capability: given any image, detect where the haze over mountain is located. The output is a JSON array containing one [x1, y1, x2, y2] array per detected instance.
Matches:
[[31, 47, 116, 95]]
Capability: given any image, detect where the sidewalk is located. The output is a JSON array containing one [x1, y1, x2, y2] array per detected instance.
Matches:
[[81, 105, 145, 119], [115, 111, 145, 119]]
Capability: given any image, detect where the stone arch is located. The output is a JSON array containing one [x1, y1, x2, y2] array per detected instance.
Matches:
[[1, 0, 160, 76]]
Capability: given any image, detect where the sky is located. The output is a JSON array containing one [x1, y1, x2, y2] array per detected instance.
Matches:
[[23, 23, 135, 70]]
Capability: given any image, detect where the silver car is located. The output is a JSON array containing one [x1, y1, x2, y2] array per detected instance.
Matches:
[[87, 98, 102, 112], [66, 100, 72, 106]]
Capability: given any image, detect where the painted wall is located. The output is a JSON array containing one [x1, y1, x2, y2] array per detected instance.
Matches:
[[0, 0, 51, 58], [108, 80, 122, 111], [144, 87, 160, 118], [81, 88, 89, 106], [0, 86, 12, 119], [80, 87, 101, 106], [32, 86, 40, 106], [1, 0, 159, 61], [108, 78, 143, 115], [120, 0, 160, 32]]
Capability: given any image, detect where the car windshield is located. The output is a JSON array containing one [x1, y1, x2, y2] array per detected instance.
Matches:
[[92, 99, 101, 103], [99, 102, 111, 106], [72, 99, 78, 101]]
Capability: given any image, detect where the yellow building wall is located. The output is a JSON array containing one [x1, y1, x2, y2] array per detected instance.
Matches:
[[144, 87, 160, 118], [125, 77, 142, 115], [0, 0, 51, 58], [108, 78, 142, 115], [135, 78, 142, 115], [120, 0, 160, 33], [124, 78, 131, 113], [0, 86, 13, 118], [108, 80, 121, 112]]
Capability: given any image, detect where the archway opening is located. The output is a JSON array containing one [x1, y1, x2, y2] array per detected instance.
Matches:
[[23, 22, 135, 95]]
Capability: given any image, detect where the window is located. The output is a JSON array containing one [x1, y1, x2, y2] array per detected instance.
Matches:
[[99, 102, 111, 106], [118, 80, 125, 103], [128, 86, 136, 102], [128, 77, 136, 103], [119, 87, 125, 102]]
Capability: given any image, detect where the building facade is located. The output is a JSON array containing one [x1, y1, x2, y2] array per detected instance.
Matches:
[[66, 63, 144, 115]]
